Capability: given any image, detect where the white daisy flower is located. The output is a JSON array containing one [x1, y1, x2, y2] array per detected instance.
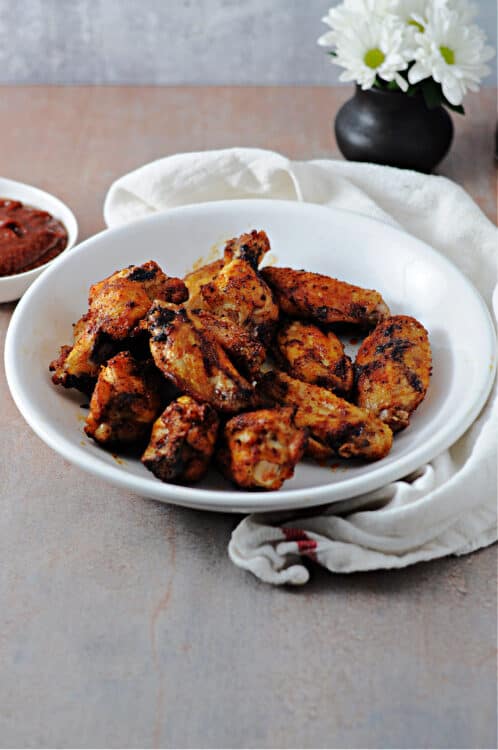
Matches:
[[410, 0, 478, 33], [408, 4, 494, 105], [389, 0, 430, 54], [392, 0, 478, 25], [318, 0, 394, 48], [331, 13, 411, 91], [391, 0, 428, 28], [445, 0, 478, 23], [392, 0, 476, 43]]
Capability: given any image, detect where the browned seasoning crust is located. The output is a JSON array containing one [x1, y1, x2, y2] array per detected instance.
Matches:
[[88, 261, 188, 312], [49, 313, 114, 395], [217, 407, 307, 490], [142, 395, 219, 483], [200, 230, 279, 344], [145, 300, 257, 413], [261, 267, 390, 327], [84, 352, 163, 447], [188, 309, 266, 377], [50, 261, 187, 394], [261, 369, 393, 461], [49, 230, 430, 492], [183, 258, 224, 310], [355, 314, 432, 432], [275, 319, 353, 395], [305, 436, 336, 461]]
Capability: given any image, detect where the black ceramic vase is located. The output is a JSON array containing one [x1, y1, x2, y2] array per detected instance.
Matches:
[[335, 86, 454, 173]]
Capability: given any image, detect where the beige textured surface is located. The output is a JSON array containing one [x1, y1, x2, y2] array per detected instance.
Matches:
[[0, 87, 496, 749]]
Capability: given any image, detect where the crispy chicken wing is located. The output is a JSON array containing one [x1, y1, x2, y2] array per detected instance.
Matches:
[[142, 395, 219, 483], [49, 308, 122, 394], [50, 225, 433, 494], [261, 369, 393, 461], [200, 231, 279, 344], [49, 319, 111, 395], [261, 267, 389, 327], [275, 319, 353, 395], [218, 407, 307, 490], [305, 437, 336, 461], [89, 261, 187, 309], [355, 315, 431, 432], [183, 258, 224, 310], [145, 300, 257, 413], [84, 352, 163, 448], [223, 230, 270, 266], [50, 261, 187, 393], [188, 309, 266, 377]]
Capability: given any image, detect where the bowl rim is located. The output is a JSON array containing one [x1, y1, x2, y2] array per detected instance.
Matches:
[[4, 199, 497, 512], [0, 176, 78, 281]]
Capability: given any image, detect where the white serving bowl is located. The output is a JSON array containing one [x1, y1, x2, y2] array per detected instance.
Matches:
[[4, 200, 496, 513], [0, 177, 78, 303]]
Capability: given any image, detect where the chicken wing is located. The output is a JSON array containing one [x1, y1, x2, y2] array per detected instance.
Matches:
[[49, 310, 119, 394], [142, 395, 219, 483], [217, 407, 307, 490], [183, 258, 224, 310], [88, 260, 188, 321], [355, 315, 431, 432], [261, 267, 389, 327], [261, 369, 392, 461], [188, 309, 266, 377], [145, 300, 257, 413], [50, 261, 187, 393], [200, 230, 279, 344], [84, 352, 163, 448], [275, 319, 353, 395]]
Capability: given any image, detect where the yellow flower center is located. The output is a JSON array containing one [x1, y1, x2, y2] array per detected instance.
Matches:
[[364, 48, 385, 69], [408, 19, 424, 32], [439, 45, 455, 65]]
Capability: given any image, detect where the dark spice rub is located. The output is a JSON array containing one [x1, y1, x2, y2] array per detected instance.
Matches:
[[355, 315, 432, 432], [261, 266, 390, 327]]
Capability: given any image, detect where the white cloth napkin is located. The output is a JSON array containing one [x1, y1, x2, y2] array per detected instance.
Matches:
[[104, 147, 498, 585]]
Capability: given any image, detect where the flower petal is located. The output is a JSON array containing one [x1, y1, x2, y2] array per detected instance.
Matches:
[[441, 75, 464, 105], [408, 61, 430, 84], [317, 31, 336, 47], [394, 72, 409, 91]]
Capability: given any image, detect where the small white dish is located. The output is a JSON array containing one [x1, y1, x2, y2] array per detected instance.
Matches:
[[4, 199, 496, 513], [0, 177, 78, 303]]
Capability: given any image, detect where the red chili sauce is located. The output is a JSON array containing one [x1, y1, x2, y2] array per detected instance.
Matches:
[[0, 198, 68, 277]]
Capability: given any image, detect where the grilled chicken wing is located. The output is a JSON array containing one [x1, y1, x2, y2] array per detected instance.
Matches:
[[49, 307, 123, 394], [355, 315, 431, 432], [50, 225, 431, 493], [200, 231, 279, 344], [88, 261, 188, 318], [145, 300, 257, 413], [218, 407, 307, 490], [84, 352, 163, 448], [275, 319, 353, 395], [261, 267, 389, 327], [188, 309, 266, 377], [49, 320, 110, 395], [262, 369, 392, 461], [142, 395, 219, 483], [183, 258, 224, 310], [305, 437, 337, 461], [50, 261, 187, 393]]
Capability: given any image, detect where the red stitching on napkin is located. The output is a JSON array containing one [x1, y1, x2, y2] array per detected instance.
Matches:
[[282, 527, 317, 561]]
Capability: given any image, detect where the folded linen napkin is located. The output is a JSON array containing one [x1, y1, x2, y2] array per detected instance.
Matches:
[[105, 147, 497, 585]]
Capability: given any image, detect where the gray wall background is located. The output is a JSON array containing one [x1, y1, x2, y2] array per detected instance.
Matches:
[[0, 0, 496, 85]]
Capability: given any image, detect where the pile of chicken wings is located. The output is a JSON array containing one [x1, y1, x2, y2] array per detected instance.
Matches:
[[49, 230, 432, 491]]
